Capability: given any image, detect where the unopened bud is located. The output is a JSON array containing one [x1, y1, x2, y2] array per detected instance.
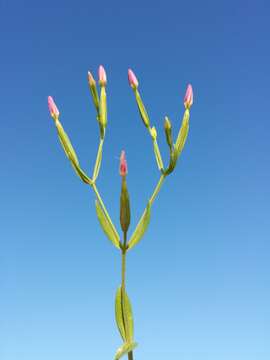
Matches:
[[128, 68, 139, 89], [164, 116, 173, 148], [48, 96, 59, 120], [119, 150, 128, 177], [119, 150, 130, 234], [88, 71, 96, 87], [98, 65, 107, 86], [184, 84, 193, 109], [88, 71, 99, 112]]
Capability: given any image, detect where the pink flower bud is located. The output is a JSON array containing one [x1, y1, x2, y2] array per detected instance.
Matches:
[[128, 68, 139, 89], [184, 84, 193, 109], [98, 65, 107, 86], [88, 71, 96, 86], [119, 150, 128, 176], [48, 96, 59, 118]]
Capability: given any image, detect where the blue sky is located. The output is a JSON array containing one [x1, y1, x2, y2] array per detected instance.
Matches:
[[1, 0, 270, 359]]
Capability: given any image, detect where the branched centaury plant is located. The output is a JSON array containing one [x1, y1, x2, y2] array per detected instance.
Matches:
[[47, 65, 193, 360]]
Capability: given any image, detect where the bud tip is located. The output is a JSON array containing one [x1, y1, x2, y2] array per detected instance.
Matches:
[[98, 65, 107, 85], [128, 68, 139, 89], [119, 150, 128, 176], [88, 71, 96, 86], [48, 96, 59, 118], [184, 84, 193, 109]]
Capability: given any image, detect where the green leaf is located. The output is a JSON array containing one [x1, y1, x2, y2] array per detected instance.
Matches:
[[114, 342, 138, 360], [92, 139, 103, 182], [115, 287, 134, 342], [71, 163, 92, 185], [135, 89, 150, 128], [56, 120, 79, 166], [56, 122, 92, 185], [128, 202, 151, 250], [95, 200, 120, 249], [175, 109, 190, 156]]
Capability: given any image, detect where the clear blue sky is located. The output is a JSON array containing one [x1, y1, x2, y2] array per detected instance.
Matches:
[[1, 0, 270, 359]]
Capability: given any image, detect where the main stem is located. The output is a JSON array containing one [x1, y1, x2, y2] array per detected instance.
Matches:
[[122, 233, 134, 360]]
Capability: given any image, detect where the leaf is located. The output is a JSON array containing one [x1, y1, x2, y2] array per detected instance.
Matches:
[[115, 287, 134, 342], [56, 123, 92, 185], [114, 342, 138, 360], [92, 140, 103, 182], [115, 287, 126, 341], [175, 109, 190, 156], [135, 89, 150, 128], [72, 162, 92, 185], [95, 200, 120, 249], [128, 202, 151, 251], [56, 120, 79, 166]]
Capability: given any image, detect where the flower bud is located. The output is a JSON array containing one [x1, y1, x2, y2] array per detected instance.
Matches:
[[119, 151, 130, 234], [48, 96, 59, 120], [98, 65, 107, 86], [184, 84, 193, 109], [119, 150, 128, 177], [88, 71, 99, 112], [128, 68, 139, 89], [164, 116, 173, 148], [88, 71, 96, 87]]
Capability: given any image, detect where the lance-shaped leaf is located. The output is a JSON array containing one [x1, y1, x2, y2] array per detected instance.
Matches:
[[114, 342, 138, 360], [95, 200, 120, 249], [115, 287, 134, 341], [56, 121, 92, 185], [128, 202, 151, 250], [175, 109, 190, 156], [92, 140, 103, 182], [56, 120, 79, 166], [134, 89, 150, 128]]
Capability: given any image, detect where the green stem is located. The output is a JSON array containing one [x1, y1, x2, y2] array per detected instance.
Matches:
[[121, 233, 134, 359], [149, 173, 166, 206]]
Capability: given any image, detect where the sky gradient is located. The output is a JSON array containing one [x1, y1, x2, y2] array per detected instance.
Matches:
[[1, 1, 270, 359]]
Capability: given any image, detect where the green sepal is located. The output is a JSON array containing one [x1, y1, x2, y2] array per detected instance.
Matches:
[[134, 89, 150, 128], [115, 287, 134, 342], [56, 120, 92, 185], [153, 139, 164, 171], [99, 85, 107, 128], [120, 177, 131, 234], [92, 139, 103, 182], [127, 202, 151, 250], [114, 342, 138, 360], [175, 109, 190, 156], [164, 146, 178, 176], [95, 200, 120, 249]]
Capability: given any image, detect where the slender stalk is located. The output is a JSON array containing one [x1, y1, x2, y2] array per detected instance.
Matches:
[[149, 173, 166, 205], [121, 233, 134, 359]]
